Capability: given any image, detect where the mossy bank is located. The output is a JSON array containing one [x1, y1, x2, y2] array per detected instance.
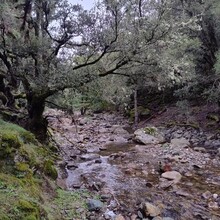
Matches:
[[0, 119, 89, 220]]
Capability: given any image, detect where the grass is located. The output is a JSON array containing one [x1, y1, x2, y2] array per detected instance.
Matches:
[[51, 189, 91, 220], [0, 119, 92, 220]]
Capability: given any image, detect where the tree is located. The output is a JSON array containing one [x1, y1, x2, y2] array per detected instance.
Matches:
[[0, 0, 203, 139], [97, 0, 200, 123], [0, 0, 129, 140]]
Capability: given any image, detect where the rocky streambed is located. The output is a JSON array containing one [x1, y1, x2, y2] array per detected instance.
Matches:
[[46, 109, 220, 220]]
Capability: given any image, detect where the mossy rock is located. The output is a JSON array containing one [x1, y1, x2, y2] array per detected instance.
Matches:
[[43, 160, 58, 180]]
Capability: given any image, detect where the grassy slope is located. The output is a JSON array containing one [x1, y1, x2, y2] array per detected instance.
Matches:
[[0, 119, 89, 220]]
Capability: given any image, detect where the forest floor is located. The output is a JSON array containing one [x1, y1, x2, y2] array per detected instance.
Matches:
[[46, 104, 220, 220]]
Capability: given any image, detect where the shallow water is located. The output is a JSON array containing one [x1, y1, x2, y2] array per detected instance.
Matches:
[[66, 141, 220, 219]]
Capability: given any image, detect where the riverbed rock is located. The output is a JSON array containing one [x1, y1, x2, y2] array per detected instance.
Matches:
[[194, 147, 206, 153], [208, 201, 219, 210], [112, 126, 130, 135], [104, 210, 116, 219], [152, 217, 163, 220], [87, 199, 104, 211], [80, 154, 100, 161], [143, 202, 161, 217], [161, 171, 182, 183], [115, 214, 125, 220], [202, 191, 212, 200], [170, 138, 190, 148], [66, 162, 78, 170], [133, 127, 165, 145]]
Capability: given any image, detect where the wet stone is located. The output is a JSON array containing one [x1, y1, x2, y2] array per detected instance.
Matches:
[[95, 158, 102, 163], [143, 202, 161, 217], [104, 210, 116, 219], [72, 183, 81, 189], [66, 162, 78, 170], [87, 199, 104, 212], [202, 191, 212, 200], [208, 201, 219, 210], [115, 214, 126, 220], [80, 154, 100, 161]]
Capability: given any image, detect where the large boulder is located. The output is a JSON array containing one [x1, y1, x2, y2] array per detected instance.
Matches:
[[133, 127, 165, 145]]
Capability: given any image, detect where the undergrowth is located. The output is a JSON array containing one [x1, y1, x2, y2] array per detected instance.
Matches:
[[0, 119, 90, 219]]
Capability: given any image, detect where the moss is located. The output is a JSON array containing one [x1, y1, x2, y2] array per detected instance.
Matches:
[[18, 199, 37, 212], [43, 160, 58, 180], [23, 214, 37, 220], [16, 163, 30, 172], [1, 133, 21, 148], [144, 127, 157, 135], [0, 212, 10, 220], [0, 119, 89, 219], [19, 131, 37, 144], [17, 199, 40, 220]]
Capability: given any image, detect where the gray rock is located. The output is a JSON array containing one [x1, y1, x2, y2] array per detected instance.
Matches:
[[143, 202, 161, 217], [161, 171, 182, 183], [112, 126, 130, 135], [208, 201, 219, 210], [115, 214, 126, 220], [194, 147, 206, 153], [202, 191, 212, 200], [66, 162, 78, 170], [158, 178, 174, 189], [152, 217, 163, 220], [80, 154, 100, 161], [87, 199, 104, 211], [104, 210, 116, 219], [133, 127, 165, 145], [170, 138, 190, 148]]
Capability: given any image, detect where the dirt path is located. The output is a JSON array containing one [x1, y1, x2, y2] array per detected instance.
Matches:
[[46, 109, 220, 220]]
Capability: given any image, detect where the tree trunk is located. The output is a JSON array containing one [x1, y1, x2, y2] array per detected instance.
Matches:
[[27, 93, 48, 141], [134, 87, 138, 129]]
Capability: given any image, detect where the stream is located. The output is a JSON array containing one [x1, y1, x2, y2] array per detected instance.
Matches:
[[47, 109, 220, 220]]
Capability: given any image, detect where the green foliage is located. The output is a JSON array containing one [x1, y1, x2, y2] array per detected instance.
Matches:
[[52, 189, 90, 219], [144, 127, 157, 135], [0, 120, 71, 219], [43, 160, 58, 180]]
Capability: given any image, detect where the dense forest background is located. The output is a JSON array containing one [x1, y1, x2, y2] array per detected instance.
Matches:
[[1, 0, 220, 140]]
